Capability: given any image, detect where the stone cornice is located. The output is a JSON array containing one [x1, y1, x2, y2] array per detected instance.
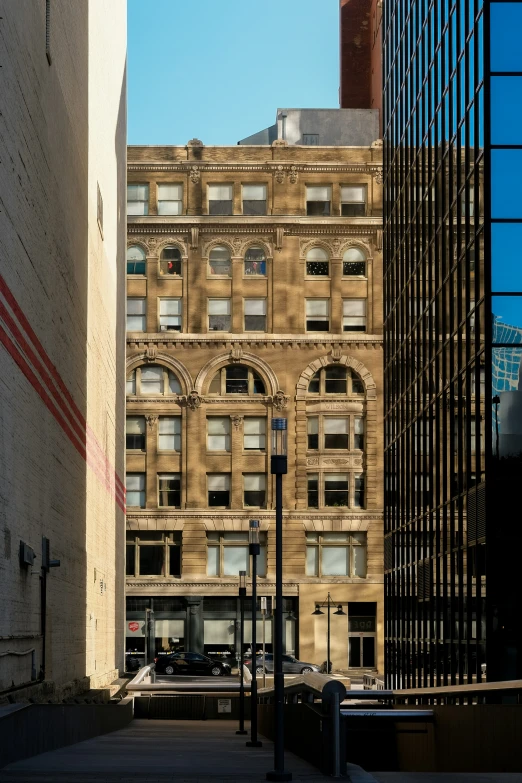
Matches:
[[126, 512, 383, 522], [125, 577, 383, 590], [127, 216, 381, 232], [126, 335, 383, 346], [128, 162, 381, 175]]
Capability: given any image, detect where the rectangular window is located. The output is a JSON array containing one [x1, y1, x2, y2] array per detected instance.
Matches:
[[341, 185, 366, 216], [307, 474, 319, 508], [126, 473, 145, 508], [159, 299, 182, 331], [343, 299, 367, 332], [306, 299, 329, 331], [208, 474, 230, 507], [306, 532, 367, 577], [354, 417, 364, 450], [207, 532, 266, 577], [127, 184, 149, 216], [324, 473, 349, 507], [127, 298, 146, 332], [158, 417, 181, 451], [126, 416, 146, 450], [244, 417, 266, 450], [324, 418, 349, 449], [158, 473, 181, 507], [208, 299, 231, 332], [306, 186, 331, 216], [207, 417, 231, 451], [243, 473, 266, 507], [354, 474, 365, 508], [126, 532, 181, 578], [244, 299, 267, 331], [242, 184, 267, 215], [208, 184, 233, 215], [157, 183, 183, 215], [307, 417, 319, 449]]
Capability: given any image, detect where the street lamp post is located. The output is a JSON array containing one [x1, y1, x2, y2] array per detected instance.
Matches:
[[237, 570, 247, 736], [267, 418, 292, 782], [261, 596, 267, 689], [312, 594, 346, 673], [247, 519, 262, 748]]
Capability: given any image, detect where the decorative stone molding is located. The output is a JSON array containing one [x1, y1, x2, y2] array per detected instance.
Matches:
[[307, 457, 319, 466], [126, 352, 193, 395], [179, 390, 202, 410], [275, 227, 284, 251], [145, 414, 158, 429], [194, 352, 280, 397], [187, 138, 203, 148], [145, 343, 157, 362], [288, 166, 299, 184], [231, 415, 243, 430], [229, 345, 243, 363], [232, 236, 243, 254], [190, 227, 199, 250], [147, 237, 158, 250], [331, 238, 342, 256], [274, 165, 286, 184], [299, 238, 335, 259], [330, 346, 343, 363], [155, 237, 187, 257], [269, 390, 289, 411], [375, 230, 383, 251], [338, 238, 372, 258], [296, 355, 377, 400], [372, 166, 384, 184], [272, 139, 288, 147], [202, 237, 235, 257], [189, 165, 200, 184]]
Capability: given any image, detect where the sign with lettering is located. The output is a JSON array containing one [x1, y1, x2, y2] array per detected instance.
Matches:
[[218, 698, 232, 713], [348, 617, 376, 633]]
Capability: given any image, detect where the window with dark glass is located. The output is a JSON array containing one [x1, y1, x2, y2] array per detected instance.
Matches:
[[343, 299, 367, 331], [306, 299, 329, 331], [242, 184, 267, 215], [324, 418, 349, 449], [342, 247, 366, 276], [208, 364, 266, 395], [340, 186, 366, 216], [306, 247, 329, 276], [243, 474, 266, 507], [208, 299, 231, 331], [308, 417, 318, 449], [244, 299, 266, 331], [207, 474, 230, 507], [126, 531, 181, 578], [306, 186, 331, 216], [208, 184, 233, 215], [324, 474, 349, 506], [126, 416, 146, 450], [159, 246, 182, 276], [244, 246, 267, 275], [127, 245, 146, 275], [307, 366, 364, 395], [307, 474, 319, 508], [158, 473, 181, 507], [208, 246, 231, 276]]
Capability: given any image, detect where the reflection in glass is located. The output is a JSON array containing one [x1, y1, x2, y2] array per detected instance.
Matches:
[[491, 224, 522, 293], [490, 5, 522, 73], [491, 150, 522, 220]]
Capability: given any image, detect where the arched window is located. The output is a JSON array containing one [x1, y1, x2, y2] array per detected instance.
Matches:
[[208, 246, 231, 277], [307, 366, 365, 395], [342, 247, 366, 277], [208, 364, 266, 395], [159, 246, 182, 276], [126, 365, 182, 396], [244, 247, 267, 276], [306, 247, 329, 277], [127, 246, 146, 275]]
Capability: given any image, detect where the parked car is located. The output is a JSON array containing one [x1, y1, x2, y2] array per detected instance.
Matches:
[[244, 653, 320, 675], [154, 651, 231, 676]]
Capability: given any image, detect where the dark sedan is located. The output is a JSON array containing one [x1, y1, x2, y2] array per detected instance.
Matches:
[[154, 651, 231, 676], [244, 653, 320, 674]]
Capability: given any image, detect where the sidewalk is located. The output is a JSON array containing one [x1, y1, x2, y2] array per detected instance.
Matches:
[[0, 719, 330, 783]]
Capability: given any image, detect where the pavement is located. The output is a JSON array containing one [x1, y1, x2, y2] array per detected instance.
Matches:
[[0, 719, 330, 782]]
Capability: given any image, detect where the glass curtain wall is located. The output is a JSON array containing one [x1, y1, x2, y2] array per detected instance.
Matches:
[[383, 0, 486, 687]]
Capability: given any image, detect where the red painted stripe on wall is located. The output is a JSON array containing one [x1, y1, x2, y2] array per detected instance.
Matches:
[[0, 274, 125, 499], [0, 276, 125, 512]]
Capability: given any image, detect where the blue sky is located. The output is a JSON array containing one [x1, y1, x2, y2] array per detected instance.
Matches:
[[127, 0, 340, 146]]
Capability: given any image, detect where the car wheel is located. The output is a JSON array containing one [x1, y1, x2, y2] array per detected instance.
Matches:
[[301, 667, 313, 674], [211, 666, 222, 676], [165, 665, 175, 675], [255, 665, 265, 674]]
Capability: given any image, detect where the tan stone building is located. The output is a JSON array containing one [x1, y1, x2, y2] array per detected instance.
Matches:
[[125, 139, 384, 673], [0, 1, 127, 698]]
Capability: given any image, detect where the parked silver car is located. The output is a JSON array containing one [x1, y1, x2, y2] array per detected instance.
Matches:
[[244, 653, 320, 674]]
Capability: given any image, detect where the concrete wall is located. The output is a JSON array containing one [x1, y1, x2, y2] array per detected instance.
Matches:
[[0, 0, 126, 696]]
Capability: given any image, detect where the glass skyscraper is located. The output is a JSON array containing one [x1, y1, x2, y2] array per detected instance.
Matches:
[[383, 0, 522, 686]]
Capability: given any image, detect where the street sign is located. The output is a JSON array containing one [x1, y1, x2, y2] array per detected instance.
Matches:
[[217, 698, 231, 714]]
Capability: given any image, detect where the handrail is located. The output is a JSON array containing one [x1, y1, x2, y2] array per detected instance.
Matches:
[[257, 672, 347, 706], [391, 679, 522, 700], [126, 666, 252, 693], [127, 666, 154, 687]]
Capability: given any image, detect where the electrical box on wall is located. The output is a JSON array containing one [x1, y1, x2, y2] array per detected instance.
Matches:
[[19, 541, 36, 567]]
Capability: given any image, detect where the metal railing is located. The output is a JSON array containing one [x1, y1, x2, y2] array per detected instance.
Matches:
[[390, 678, 522, 705], [126, 665, 251, 694]]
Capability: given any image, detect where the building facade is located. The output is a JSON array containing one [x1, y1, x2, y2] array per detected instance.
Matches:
[[383, 0, 522, 686], [0, 0, 127, 697], [125, 139, 384, 673], [340, 0, 382, 133]]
